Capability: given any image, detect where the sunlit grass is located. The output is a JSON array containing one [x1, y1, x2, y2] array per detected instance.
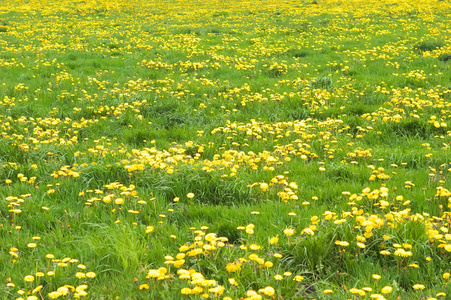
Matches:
[[0, 0, 450, 299]]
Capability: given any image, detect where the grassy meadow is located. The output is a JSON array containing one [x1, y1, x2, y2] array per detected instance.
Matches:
[[1, 0, 451, 299]]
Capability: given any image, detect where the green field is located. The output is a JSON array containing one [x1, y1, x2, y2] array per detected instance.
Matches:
[[1, 0, 451, 299]]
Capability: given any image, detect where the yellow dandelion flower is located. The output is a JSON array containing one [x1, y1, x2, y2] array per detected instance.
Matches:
[[283, 228, 295, 236], [412, 284, 425, 290]]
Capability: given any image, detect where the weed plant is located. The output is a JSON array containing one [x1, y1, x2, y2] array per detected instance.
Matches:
[[0, 0, 451, 299]]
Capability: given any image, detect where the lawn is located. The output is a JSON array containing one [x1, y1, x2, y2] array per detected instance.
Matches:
[[1, 0, 451, 299]]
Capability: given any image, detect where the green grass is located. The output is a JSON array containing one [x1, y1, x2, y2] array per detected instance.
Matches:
[[0, 0, 451, 299]]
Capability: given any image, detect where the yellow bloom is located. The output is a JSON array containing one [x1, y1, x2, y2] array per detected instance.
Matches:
[[24, 275, 34, 282], [187, 193, 195, 199], [226, 262, 241, 273], [264, 261, 273, 267], [350, 288, 365, 295], [48, 291, 62, 299], [208, 285, 224, 295], [57, 286, 69, 295], [139, 284, 149, 290], [294, 275, 304, 282], [75, 285, 88, 292], [412, 284, 425, 290], [381, 286, 392, 294], [283, 228, 295, 237], [228, 278, 238, 286], [335, 240, 349, 247], [258, 286, 275, 296], [249, 244, 261, 251], [32, 285, 43, 294]]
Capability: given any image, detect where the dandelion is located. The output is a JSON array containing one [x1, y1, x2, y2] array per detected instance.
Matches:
[[228, 278, 238, 286], [413, 284, 425, 290], [48, 291, 62, 299], [258, 286, 275, 296], [264, 261, 273, 267], [269, 236, 279, 244], [226, 262, 241, 273], [335, 240, 349, 247], [57, 286, 69, 296], [249, 244, 261, 251], [283, 228, 295, 236]]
